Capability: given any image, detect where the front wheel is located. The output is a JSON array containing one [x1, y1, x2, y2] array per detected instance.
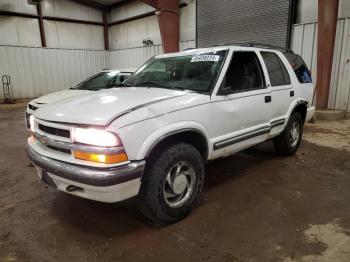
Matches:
[[273, 112, 303, 156], [137, 143, 204, 225]]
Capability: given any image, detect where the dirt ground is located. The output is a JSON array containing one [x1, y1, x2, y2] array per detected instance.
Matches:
[[0, 107, 349, 262]]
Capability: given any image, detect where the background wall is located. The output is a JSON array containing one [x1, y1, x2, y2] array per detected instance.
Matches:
[[0, 0, 104, 49], [0, 46, 109, 99], [109, 0, 195, 50], [297, 0, 350, 23], [291, 18, 350, 112], [0, 0, 196, 99], [0, 0, 348, 113]]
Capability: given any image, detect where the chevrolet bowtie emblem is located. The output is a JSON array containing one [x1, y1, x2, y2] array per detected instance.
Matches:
[[39, 135, 49, 145]]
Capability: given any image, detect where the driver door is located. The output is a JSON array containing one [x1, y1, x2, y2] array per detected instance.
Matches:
[[210, 50, 272, 158]]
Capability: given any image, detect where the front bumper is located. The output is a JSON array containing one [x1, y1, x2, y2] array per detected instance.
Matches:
[[26, 145, 145, 203]]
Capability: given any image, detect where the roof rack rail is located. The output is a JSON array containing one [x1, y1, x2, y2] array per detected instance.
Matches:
[[211, 42, 294, 53]]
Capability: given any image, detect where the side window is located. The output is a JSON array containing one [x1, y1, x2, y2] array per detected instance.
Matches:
[[223, 51, 265, 93], [261, 52, 291, 86], [283, 52, 312, 83]]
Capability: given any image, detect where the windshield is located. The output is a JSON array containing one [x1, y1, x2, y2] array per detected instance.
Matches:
[[71, 71, 131, 91], [123, 50, 228, 93]]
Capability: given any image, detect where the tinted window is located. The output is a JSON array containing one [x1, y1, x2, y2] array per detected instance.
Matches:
[[223, 51, 265, 93], [261, 52, 291, 86], [284, 52, 312, 83]]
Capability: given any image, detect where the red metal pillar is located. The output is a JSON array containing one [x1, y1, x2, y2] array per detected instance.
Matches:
[[140, 0, 179, 53], [316, 0, 339, 109], [103, 12, 109, 50], [36, 1, 46, 47]]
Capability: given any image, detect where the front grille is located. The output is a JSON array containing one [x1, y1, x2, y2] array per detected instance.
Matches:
[[47, 145, 71, 155], [28, 104, 38, 111], [38, 124, 70, 138]]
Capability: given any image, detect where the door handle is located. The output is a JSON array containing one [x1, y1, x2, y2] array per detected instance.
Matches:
[[290, 91, 294, 97], [265, 96, 272, 103]]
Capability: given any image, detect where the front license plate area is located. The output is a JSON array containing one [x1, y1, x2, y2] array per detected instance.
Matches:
[[41, 170, 57, 188]]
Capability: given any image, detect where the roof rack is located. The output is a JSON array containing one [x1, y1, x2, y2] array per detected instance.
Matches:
[[211, 42, 294, 53]]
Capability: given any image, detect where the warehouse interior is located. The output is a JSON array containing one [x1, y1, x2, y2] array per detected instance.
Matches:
[[0, 0, 349, 112], [1, 0, 350, 261]]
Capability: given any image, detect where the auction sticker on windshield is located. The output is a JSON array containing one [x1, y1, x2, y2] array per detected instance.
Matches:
[[191, 55, 220, 63]]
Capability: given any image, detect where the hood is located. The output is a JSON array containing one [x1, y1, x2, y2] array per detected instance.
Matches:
[[31, 89, 91, 105], [34, 87, 187, 126]]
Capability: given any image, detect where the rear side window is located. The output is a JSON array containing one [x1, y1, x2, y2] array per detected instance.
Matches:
[[261, 52, 291, 86], [284, 52, 312, 83]]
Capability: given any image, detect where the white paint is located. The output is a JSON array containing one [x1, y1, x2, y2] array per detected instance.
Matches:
[[31, 45, 314, 162], [44, 20, 104, 50]]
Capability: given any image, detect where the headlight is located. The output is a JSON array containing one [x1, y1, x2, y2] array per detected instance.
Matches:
[[29, 115, 35, 132], [73, 128, 119, 147], [73, 128, 128, 164]]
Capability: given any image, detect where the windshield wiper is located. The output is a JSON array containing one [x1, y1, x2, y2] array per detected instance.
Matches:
[[134, 81, 172, 89], [115, 82, 132, 87]]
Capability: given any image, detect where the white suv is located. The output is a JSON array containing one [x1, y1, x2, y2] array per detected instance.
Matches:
[[26, 44, 315, 224]]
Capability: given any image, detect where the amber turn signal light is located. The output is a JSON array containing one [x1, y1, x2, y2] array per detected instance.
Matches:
[[74, 151, 128, 164]]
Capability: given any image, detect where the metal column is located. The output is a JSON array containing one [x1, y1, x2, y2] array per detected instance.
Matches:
[[316, 0, 339, 109], [140, 0, 180, 53]]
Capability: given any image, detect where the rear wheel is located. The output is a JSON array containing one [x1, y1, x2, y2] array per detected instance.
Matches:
[[137, 143, 204, 225], [273, 112, 303, 156]]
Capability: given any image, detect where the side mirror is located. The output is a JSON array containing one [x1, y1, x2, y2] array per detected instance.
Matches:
[[119, 75, 125, 83], [219, 85, 232, 95]]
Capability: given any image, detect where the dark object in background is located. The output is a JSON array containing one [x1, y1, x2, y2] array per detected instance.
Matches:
[[2, 75, 16, 104]]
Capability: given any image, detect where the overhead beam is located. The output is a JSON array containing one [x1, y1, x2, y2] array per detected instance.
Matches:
[[109, 0, 136, 9], [68, 0, 109, 11], [108, 10, 155, 26], [108, 3, 186, 27], [36, 1, 46, 47], [0, 10, 104, 26], [43, 16, 104, 25], [0, 11, 38, 19]]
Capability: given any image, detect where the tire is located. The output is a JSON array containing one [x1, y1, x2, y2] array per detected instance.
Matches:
[[137, 143, 205, 225], [273, 112, 303, 156]]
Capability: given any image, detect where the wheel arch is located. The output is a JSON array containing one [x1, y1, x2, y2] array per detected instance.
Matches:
[[134, 122, 210, 162], [288, 99, 308, 123], [145, 128, 209, 161]]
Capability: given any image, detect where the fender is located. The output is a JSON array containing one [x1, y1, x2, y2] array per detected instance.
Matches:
[[135, 121, 211, 160], [285, 98, 308, 122]]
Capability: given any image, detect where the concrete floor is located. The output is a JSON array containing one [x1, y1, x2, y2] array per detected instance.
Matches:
[[0, 107, 350, 262]]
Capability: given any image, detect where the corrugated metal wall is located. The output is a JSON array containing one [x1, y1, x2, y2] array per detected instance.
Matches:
[[196, 0, 291, 48], [0, 46, 109, 99], [291, 18, 350, 112], [0, 41, 196, 99]]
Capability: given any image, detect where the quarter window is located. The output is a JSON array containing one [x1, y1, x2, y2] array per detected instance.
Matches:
[[283, 52, 312, 83], [261, 52, 291, 86]]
